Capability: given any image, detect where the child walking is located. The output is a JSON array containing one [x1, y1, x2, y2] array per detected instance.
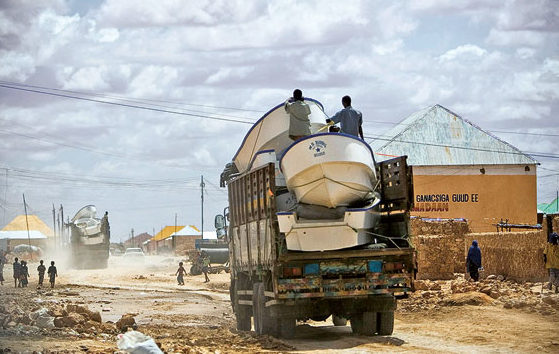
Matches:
[[20, 261, 30, 287], [37, 260, 46, 288], [47, 261, 57, 288], [176, 262, 186, 285]]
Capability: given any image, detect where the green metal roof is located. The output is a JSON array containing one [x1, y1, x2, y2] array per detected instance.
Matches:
[[539, 197, 559, 214], [370, 105, 537, 166]]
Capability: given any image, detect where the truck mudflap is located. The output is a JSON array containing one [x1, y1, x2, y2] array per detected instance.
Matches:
[[276, 272, 412, 299]]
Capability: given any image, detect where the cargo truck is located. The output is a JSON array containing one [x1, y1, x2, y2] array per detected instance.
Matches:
[[217, 155, 416, 338], [68, 205, 110, 269]]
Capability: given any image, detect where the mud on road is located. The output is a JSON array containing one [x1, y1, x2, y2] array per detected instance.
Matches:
[[0, 256, 557, 353]]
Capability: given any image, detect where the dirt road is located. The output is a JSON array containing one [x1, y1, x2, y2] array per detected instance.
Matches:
[[0, 255, 557, 353]]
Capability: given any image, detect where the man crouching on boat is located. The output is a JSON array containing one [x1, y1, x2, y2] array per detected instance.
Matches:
[[285, 89, 311, 141]]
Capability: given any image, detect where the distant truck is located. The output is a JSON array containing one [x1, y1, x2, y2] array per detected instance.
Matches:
[[218, 156, 416, 338], [69, 205, 110, 269]]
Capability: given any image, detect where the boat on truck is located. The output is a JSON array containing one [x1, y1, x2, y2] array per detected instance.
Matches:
[[68, 205, 110, 269], [217, 98, 416, 338]]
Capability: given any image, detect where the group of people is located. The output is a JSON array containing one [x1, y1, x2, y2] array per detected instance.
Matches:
[[11, 258, 58, 289], [284, 89, 364, 142]]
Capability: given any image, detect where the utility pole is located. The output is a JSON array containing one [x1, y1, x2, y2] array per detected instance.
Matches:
[[60, 205, 64, 246], [2, 168, 7, 226], [23, 194, 31, 247], [52, 204, 56, 250], [131, 228, 135, 248], [201, 175, 205, 239]]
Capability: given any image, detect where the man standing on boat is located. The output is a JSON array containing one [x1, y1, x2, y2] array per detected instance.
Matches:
[[285, 89, 311, 141], [327, 95, 364, 140]]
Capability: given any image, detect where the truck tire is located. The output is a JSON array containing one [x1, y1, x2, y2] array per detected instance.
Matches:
[[279, 317, 296, 339], [377, 311, 394, 335], [236, 305, 251, 331], [333, 315, 348, 326], [351, 312, 377, 336], [253, 283, 275, 335]]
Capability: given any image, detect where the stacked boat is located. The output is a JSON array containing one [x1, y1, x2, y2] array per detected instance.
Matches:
[[231, 98, 380, 252]]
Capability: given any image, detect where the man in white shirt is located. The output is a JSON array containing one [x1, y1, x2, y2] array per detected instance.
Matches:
[[284, 89, 311, 141]]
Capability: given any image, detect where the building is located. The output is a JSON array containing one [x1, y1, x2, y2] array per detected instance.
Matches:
[[2, 215, 55, 250], [0, 230, 48, 252], [371, 104, 537, 232], [146, 225, 186, 254], [123, 232, 152, 250], [169, 225, 202, 256]]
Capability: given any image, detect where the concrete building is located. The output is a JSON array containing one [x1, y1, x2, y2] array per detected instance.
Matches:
[[371, 104, 537, 232], [0, 230, 48, 252]]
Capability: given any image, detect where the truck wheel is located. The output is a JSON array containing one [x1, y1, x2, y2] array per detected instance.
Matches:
[[377, 311, 394, 335], [333, 315, 348, 326], [236, 305, 251, 331], [351, 312, 377, 335], [279, 317, 296, 339], [253, 283, 275, 335]]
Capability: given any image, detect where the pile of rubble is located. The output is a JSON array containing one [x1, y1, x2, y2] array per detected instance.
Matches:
[[0, 293, 136, 340], [399, 275, 558, 316]]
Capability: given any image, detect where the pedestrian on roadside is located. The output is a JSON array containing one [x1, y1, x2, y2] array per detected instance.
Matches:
[[466, 240, 482, 282], [285, 89, 312, 141], [176, 261, 186, 285], [0, 250, 6, 285], [47, 261, 58, 288], [37, 260, 46, 288], [544, 232, 559, 293], [326, 95, 364, 139], [12, 257, 21, 288], [202, 251, 211, 283], [20, 260, 29, 287]]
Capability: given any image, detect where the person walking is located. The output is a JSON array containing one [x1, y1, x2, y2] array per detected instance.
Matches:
[[326, 95, 364, 139], [202, 251, 211, 283], [47, 261, 58, 288], [12, 257, 21, 288], [466, 240, 482, 282], [0, 250, 6, 285], [544, 232, 559, 293], [37, 260, 46, 288], [176, 261, 186, 285], [20, 260, 29, 287], [285, 89, 312, 141]]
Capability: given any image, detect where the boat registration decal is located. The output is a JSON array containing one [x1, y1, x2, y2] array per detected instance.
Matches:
[[308, 140, 327, 157]]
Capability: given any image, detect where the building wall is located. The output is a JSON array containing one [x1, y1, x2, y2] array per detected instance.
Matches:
[[411, 164, 537, 233], [173, 235, 202, 256]]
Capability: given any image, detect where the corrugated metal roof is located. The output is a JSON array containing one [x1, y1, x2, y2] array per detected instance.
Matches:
[[151, 225, 185, 241], [370, 105, 537, 165], [169, 225, 201, 237], [2, 215, 54, 237], [0, 230, 47, 239]]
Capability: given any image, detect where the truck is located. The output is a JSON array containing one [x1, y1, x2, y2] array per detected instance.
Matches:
[[217, 156, 416, 338], [68, 205, 110, 269]]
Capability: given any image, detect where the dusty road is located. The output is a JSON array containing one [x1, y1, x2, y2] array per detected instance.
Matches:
[[0, 255, 557, 353]]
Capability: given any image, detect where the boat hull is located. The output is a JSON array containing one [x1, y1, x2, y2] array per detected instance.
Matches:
[[280, 133, 377, 208]]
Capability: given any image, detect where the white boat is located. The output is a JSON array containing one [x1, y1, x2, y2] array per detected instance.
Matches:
[[277, 198, 381, 251], [232, 99, 328, 173], [279, 133, 378, 208]]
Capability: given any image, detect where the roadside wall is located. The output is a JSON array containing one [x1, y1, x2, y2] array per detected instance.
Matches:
[[411, 218, 470, 280], [465, 231, 547, 282]]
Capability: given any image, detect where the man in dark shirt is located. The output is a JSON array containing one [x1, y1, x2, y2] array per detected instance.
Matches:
[[327, 95, 363, 139]]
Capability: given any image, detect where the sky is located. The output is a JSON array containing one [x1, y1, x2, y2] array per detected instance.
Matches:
[[0, 0, 558, 241]]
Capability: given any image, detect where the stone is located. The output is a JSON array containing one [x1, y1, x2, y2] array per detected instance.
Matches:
[[496, 275, 505, 281], [89, 311, 102, 323], [486, 275, 497, 280], [542, 296, 558, 306], [116, 314, 136, 332]]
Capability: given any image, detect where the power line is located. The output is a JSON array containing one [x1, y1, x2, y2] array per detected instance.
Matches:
[[0, 83, 255, 125]]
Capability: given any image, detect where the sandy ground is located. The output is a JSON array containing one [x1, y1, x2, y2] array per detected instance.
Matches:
[[0, 255, 558, 353]]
